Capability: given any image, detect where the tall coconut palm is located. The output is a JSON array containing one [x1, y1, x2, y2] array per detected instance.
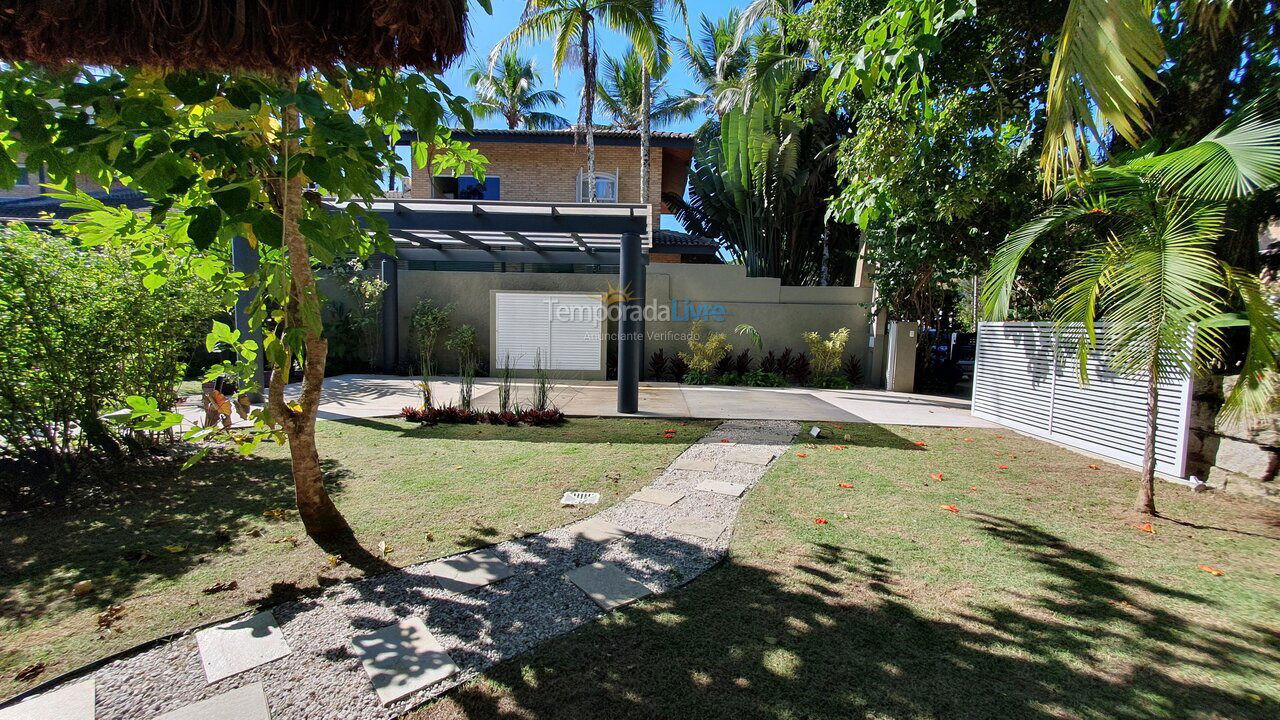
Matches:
[[493, 0, 661, 201], [596, 49, 699, 131], [681, 11, 751, 117], [467, 51, 570, 129], [984, 108, 1280, 515]]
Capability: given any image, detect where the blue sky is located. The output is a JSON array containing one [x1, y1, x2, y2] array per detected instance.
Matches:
[[440, 0, 730, 135]]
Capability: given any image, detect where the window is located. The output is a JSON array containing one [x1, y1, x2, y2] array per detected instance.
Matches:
[[15, 164, 30, 186], [433, 175, 499, 200], [577, 171, 617, 202]]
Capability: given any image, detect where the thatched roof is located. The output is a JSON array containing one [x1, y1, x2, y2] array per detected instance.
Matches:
[[0, 0, 469, 73]]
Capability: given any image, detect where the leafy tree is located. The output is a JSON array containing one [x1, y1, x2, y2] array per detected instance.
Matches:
[[596, 49, 700, 130], [467, 51, 570, 129], [0, 65, 483, 540], [983, 109, 1280, 515], [493, 0, 662, 201], [679, 11, 753, 116]]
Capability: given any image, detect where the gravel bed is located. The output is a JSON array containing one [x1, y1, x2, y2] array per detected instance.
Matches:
[[26, 420, 799, 720]]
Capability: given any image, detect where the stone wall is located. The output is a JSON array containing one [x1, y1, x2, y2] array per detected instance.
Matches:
[[1187, 375, 1279, 502]]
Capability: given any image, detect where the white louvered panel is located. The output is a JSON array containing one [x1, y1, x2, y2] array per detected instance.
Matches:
[[972, 322, 1192, 478], [493, 292, 603, 372], [547, 295, 603, 370], [494, 293, 551, 369]]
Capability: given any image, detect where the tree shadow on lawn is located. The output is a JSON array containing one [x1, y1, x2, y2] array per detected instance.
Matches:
[[0, 453, 348, 621], [425, 514, 1279, 720], [338, 416, 924, 452]]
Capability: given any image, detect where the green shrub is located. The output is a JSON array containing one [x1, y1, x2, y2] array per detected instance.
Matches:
[[0, 226, 217, 505], [679, 320, 731, 374], [743, 369, 786, 387], [446, 323, 479, 374], [321, 258, 387, 373], [803, 327, 850, 376], [409, 297, 454, 375]]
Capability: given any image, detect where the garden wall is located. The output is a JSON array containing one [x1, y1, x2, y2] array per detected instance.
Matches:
[[394, 261, 874, 379], [1187, 375, 1279, 503]]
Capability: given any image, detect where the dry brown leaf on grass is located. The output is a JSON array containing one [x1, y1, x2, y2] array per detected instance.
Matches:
[[814, 517, 828, 525], [941, 504, 959, 513], [14, 663, 45, 682], [930, 473, 944, 481], [1134, 522, 1156, 534], [1087, 464, 1101, 470], [163, 545, 186, 554], [838, 483, 854, 489], [202, 581, 239, 594], [379, 541, 393, 556], [1198, 565, 1224, 576], [913, 441, 928, 448], [796, 452, 808, 458], [327, 555, 342, 567]]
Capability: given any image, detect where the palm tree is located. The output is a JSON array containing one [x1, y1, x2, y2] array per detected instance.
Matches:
[[467, 51, 570, 130], [984, 108, 1280, 515], [680, 11, 751, 117], [596, 49, 699, 130], [493, 0, 661, 201]]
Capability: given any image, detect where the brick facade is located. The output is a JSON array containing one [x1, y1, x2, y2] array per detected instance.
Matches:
[[412, 140, 667, 229]]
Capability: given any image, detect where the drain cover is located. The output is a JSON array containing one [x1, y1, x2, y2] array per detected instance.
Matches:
[[560, 491, 601, 506]]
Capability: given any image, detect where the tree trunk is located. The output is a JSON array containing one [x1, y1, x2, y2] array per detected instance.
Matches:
[[640, 64, 651, 206], [1135, 354, 1159, 516], [581, 20, 596, 202], [273, 94, 352, 540]]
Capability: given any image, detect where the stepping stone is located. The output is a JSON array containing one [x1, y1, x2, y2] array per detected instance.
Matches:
[[560, 491, 600, 506], [566, 562, 652, 610], [630, 488, 685, 506], [569, 517, 630, 543], [0, 679, 93, 720], [427, 548, 514, 594], [671, 458, 718, 472], [668, 518, 730, 541], [729, 449, 776, 465], [196, 610, 292, 684], [352, 616, 458, 705], [153, 683, 270, 720], [695, 480, 748, 498]]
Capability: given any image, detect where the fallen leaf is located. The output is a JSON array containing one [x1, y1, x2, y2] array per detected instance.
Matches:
[[14, 663, 44, 682], [842, 434, 851, 441], [941, 504, 959, 513], [202, 581, 239, 594], [838, 483, 854, 489], [1087, 464, 1100, 470], [97, 604, 125, 631], [969, 486, 978, 491], [997, 465, 1010, 470], [913, 441, 927, 448], [1198, 564, 1224, 576], [796, 452, 808, 458], [964, 438, 973, 442], [426, 532, 435, 542], [814, 517, 828, 525], [72, 579, 94, 597], [271, 535, 300, 547], [834, 424, 844, 429], [379, 540, 393, 556], [995, 435, 1004, 439], [930, 473, 944, 481], [327, 555, 342, 567], [262, 508, 291, 521], [454, 465, 463, 470], [1134, 522, 1156, 534], [720, 438, 730, 443], [163, 545, 186, 554]]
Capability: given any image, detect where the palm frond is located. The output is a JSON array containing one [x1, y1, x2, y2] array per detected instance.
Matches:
[[982, 203, 1098, 320], [1040, 0, 1166, 189], [1213, 265, 1280, 419], [1128, 104, 1280, 200]]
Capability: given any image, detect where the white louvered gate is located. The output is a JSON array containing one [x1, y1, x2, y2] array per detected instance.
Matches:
[[493, 292, 604, 372], [971, 322, 1194, 477]]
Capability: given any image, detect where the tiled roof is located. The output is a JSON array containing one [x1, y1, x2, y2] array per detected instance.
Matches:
[[652, 229, 721, 254]]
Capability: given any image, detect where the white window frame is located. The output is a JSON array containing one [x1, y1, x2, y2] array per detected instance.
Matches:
[[576, 170, 618, 203]]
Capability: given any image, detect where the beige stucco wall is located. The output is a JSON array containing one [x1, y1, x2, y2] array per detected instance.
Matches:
[[396, 263, 873, 379]]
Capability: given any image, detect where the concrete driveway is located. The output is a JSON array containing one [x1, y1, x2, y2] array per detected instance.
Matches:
[[262, 374, 993, 428]]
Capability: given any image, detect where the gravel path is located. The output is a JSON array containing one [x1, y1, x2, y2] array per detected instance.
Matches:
[[15, 420, 798, 720]]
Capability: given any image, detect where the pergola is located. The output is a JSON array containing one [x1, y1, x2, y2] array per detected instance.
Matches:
[[236, 197, 652, 413]]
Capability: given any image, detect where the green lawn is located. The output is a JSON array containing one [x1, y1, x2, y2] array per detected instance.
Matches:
[[0, 417, 714, 700], [416, 423, 1280, 720]]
